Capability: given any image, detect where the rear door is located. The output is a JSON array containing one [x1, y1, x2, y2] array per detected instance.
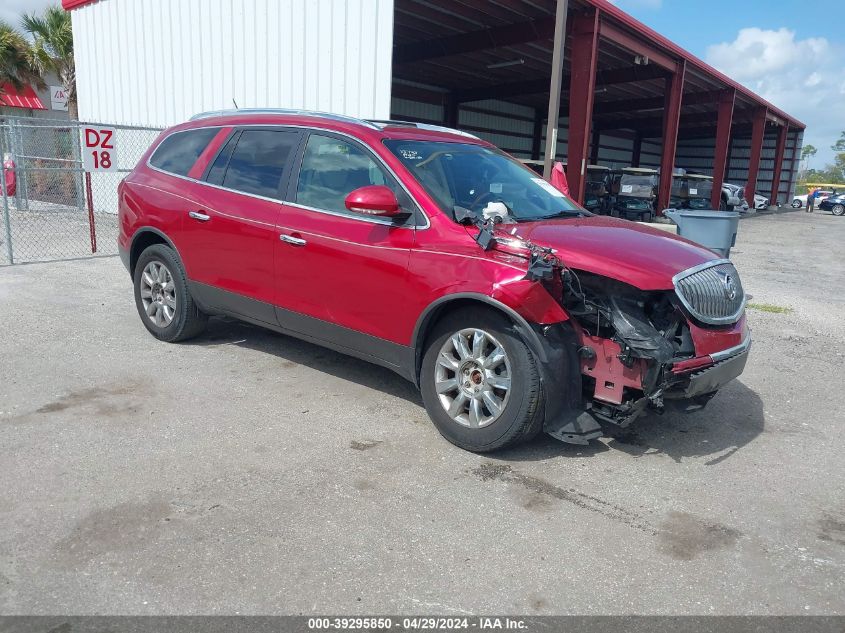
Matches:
[[272, 131, 419, 367], [179, 127, 303, 323]]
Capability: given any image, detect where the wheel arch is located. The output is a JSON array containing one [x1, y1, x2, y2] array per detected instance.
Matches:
[[411, 293, 552, 386], [129, 227, 181, 277]]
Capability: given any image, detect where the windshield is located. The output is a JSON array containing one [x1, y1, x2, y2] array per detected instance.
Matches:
[[687, 180, 713, 198], [671, 178, 711, 199], [618, 174, 655, 198], [384, 140, 586, 223]]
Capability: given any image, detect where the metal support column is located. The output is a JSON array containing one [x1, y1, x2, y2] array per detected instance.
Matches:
[[710, 88, 735, 209], [531, 108, 543, 160], [542, 0, 569, 180], [589, 127, 600, 164], [565, 10, 599, 202], [657, 60, 686, 213], [444, 94, 459, 128], [769, 123, 789, 205], [745, 107, 767, 203], [631, 133, 642, 167]]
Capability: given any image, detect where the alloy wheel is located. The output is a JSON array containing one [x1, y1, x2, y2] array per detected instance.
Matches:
[[833, 204, 845, 216], [434, 328, 512, 428], [140, 260, 177, 327]]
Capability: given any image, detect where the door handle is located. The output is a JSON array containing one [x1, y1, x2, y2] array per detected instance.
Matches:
[[188, 211, 211, 222], [280, 234, 307, 246]]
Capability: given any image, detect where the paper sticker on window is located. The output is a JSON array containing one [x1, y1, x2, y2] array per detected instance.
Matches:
[[318, 143, 349, 155], [621, 184, 633, 193], [531, 177, 565, 197], [689, 188, 698, 195], [490, 183, 502, 194], [400, 149, 421, 160]]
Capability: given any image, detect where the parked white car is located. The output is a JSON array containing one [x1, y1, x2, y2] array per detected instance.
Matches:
[[722, 183, 750, 211], [792, 190, 834, 208], [753, 192, 769, 210]]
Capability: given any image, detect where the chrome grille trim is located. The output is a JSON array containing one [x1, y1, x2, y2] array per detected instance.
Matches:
[[672, 259, 746, 325]]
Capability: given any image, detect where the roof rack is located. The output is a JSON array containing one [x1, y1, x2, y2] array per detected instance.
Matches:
[[366, 119, 480, 140], [189, 108, 380, 129]]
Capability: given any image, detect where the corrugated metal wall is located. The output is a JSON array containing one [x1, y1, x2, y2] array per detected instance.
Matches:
[[72, 0, 394, 126]]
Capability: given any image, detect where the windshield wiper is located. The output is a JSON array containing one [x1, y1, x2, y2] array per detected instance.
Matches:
[[530, 210, 585, 220]]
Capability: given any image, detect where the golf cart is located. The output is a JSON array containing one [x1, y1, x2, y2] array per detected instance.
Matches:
[[671, 172, 714, 210], [582, 164, 612, 214], [610, 167, 658, 221]]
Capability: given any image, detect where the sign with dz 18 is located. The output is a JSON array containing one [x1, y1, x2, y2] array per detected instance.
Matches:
[[82, 127, 117, 172]]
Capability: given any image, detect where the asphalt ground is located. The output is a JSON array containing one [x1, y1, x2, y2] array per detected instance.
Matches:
[[1, 208, 843, 615]]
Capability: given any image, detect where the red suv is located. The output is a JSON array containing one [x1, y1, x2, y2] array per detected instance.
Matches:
[[118, 109, 750, 452]]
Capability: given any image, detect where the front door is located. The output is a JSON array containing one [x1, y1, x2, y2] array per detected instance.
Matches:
[[273, 132, 419, 370]]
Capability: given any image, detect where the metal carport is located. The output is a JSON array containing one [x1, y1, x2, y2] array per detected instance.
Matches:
[[389, 0, 805, 211]]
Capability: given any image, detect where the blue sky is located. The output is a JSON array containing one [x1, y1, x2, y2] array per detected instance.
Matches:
[[613, 0, 845, 168]]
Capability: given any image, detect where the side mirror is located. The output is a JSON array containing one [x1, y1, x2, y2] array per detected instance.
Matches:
[[344, 185, 400, 217]]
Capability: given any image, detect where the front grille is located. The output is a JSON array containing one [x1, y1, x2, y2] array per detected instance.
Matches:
[[673, 261, 746, 325]]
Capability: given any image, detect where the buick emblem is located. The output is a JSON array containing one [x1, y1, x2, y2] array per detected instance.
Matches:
[[722, 273, 738, 301]]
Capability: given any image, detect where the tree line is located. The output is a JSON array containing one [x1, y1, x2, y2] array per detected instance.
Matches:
[[0, 5, 76, 118], [799, 132, 845, 185]]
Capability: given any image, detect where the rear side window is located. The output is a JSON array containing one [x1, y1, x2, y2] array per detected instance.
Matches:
[[149, 128, 218, 176], [214, 129, 300, 199]]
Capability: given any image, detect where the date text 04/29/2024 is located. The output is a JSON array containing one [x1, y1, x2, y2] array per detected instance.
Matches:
[[306, 617, 528, 630]]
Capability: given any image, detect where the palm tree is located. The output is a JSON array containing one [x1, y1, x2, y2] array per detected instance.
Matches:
[[22, 6, 76, 118], [0, 20, 41, 97]]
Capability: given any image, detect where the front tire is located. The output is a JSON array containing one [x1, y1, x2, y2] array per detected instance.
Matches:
[[792, 199, 802, 208], [133, 244, 207, 342], [420, 309, 543, 452], [832, 204, 845, 216]]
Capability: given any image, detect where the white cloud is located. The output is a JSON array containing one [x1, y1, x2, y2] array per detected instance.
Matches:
[[705, 27, 845, 166], [804, 72, 822, 88]]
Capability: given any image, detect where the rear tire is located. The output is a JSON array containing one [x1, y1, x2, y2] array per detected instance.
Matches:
[[832, 204, 845, 216], [792, 199, 802, 208], [133, 244, 207, 342], [420, 309, 543, 452]]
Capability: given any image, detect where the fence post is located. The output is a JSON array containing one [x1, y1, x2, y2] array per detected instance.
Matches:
[[1, 147, 13, 265], [72, 121, 87, 232], [9, 119, 24, 212], [85, 171, 97, 253]]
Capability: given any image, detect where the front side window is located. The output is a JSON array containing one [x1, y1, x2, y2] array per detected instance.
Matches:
[[212, 129, 299, 198], [149, 127, 218, 176], [384, 140, 585, 223], [295, 134, 394, 213]]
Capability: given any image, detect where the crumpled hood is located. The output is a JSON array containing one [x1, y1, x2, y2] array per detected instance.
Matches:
[[512, 215, 718, 290]]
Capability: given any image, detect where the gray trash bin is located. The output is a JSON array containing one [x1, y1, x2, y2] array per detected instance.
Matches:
[[663, 208, 740, 258]]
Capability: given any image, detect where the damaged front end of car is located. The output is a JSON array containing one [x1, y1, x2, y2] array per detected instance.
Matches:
[[468, 214, 750, 446], [540, 262, 750, 444]]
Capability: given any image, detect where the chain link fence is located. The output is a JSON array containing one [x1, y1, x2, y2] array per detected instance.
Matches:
[[1, 115, 163, 265]]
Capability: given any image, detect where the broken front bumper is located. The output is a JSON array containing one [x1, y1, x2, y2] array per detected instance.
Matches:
[[545, 328, 751, 444], [667, 337, 750, 399]]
